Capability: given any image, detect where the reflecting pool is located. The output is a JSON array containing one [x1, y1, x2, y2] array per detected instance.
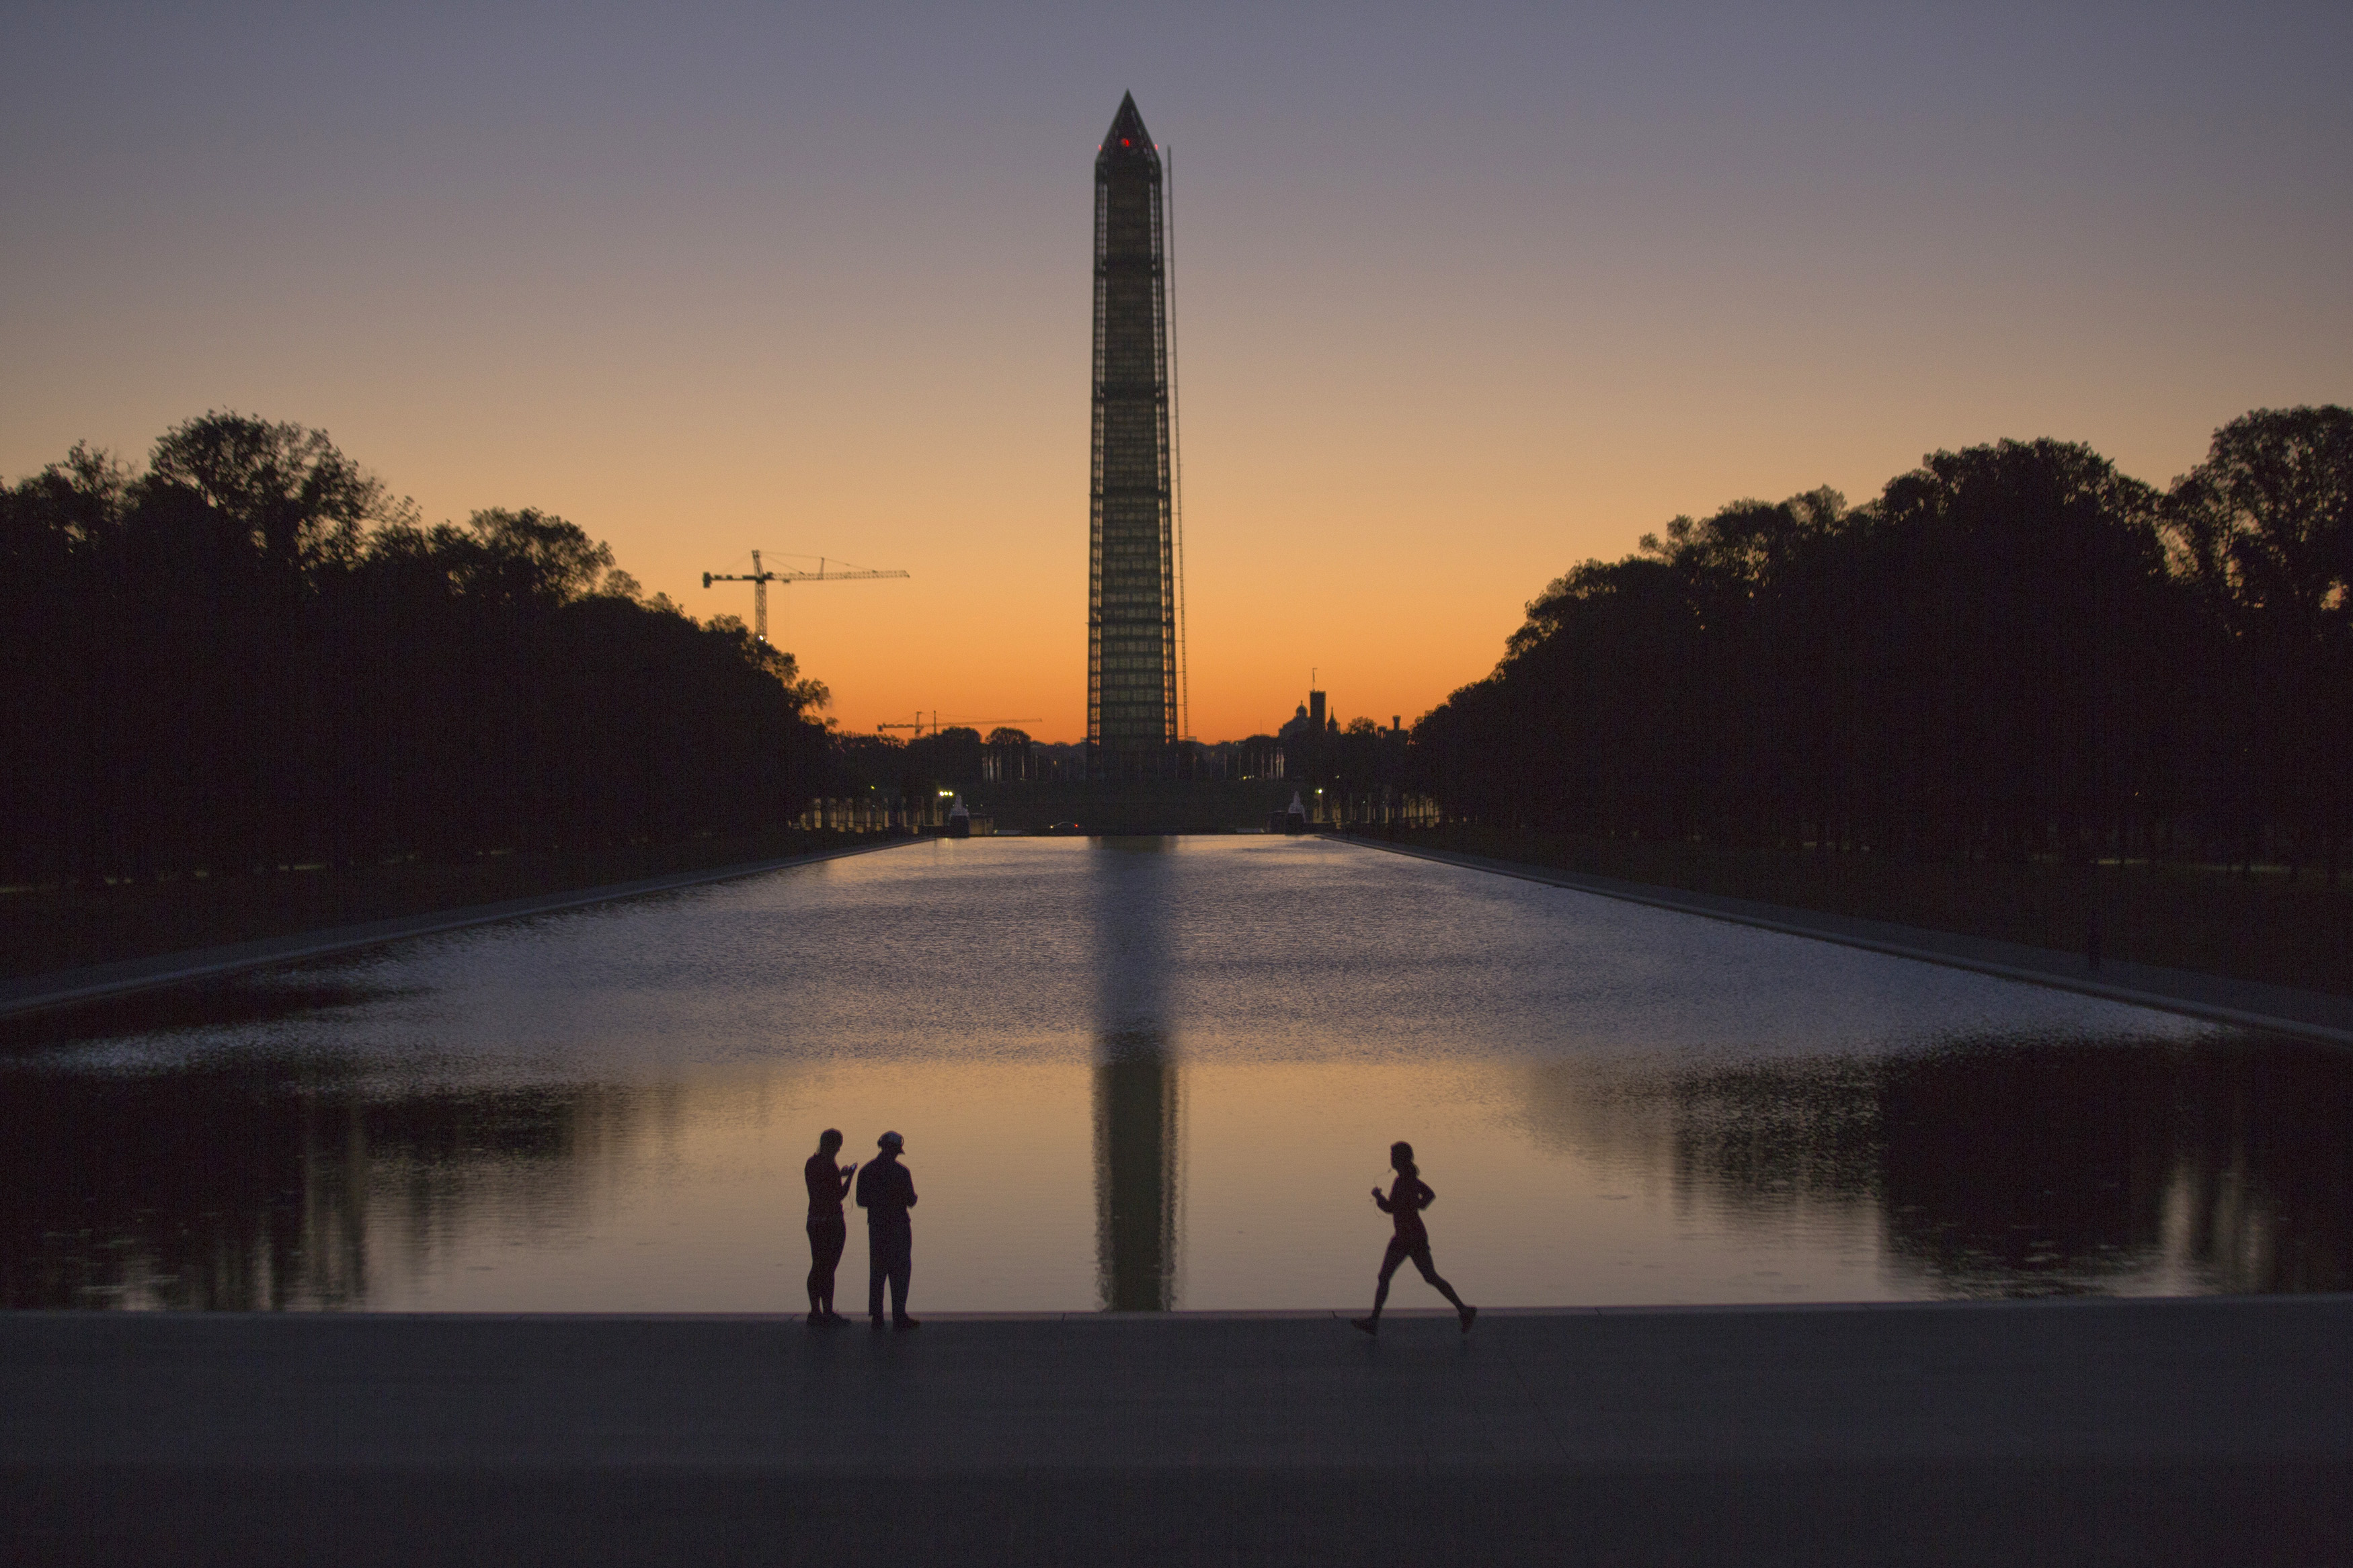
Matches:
[[5, 837, 2346, 1311]]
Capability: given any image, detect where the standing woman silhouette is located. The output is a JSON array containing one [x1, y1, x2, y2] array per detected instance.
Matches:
[[804, 1129, 856, 1325], [1353, 1141, 1476, 1335]]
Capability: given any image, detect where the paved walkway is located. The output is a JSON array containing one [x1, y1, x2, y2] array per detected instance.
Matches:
[[1352, 837, 2353, 1047], [3, 1298, 2346, 1565], [0, 839, 909, 1020]]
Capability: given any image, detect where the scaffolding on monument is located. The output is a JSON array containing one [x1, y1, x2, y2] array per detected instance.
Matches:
[[1167, 144, 1191, 753], [1085, 93, 1183, 784]]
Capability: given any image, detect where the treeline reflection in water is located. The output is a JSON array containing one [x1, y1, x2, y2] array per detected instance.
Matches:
[[1513, 1034, 2350, 1297], [5, 1020, 2343, 1311], [0, 1057, 659, 1311]]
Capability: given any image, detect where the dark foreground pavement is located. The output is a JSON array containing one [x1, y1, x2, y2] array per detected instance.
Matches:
[[5, 1298, 2349, 1567]]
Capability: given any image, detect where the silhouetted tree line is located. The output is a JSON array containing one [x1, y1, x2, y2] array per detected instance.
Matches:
[[2, 413, 830, 885], [1410, 409, 2353, 878], [817, 729, 984, 824]]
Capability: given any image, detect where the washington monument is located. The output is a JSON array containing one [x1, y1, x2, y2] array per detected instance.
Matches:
[[1088, 93, 1181, 779]]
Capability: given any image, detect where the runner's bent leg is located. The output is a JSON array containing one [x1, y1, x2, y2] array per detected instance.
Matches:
[[1409, 1243, 1468, 1311]]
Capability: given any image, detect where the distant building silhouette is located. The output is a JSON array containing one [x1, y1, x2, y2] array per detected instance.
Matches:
[[1279, 690, 1332, 807], [1088, 93, 1181, 780]]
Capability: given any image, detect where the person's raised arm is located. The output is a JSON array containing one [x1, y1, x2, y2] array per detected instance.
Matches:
[[1417, 1179, 1436, 1211], [1371, 1186, 1392, 1212]]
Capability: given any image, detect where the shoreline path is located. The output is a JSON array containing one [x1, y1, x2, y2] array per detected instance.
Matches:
[[5, 1298, 2348, 1565], [0, 839, 910, 1020], [1351, 838, 2353, 1048]]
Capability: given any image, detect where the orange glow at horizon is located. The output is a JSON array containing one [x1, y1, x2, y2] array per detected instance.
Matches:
[[3, 8, 2346, 743]]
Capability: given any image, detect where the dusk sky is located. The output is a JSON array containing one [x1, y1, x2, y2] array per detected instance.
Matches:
[[6, 2, 2347, 743]]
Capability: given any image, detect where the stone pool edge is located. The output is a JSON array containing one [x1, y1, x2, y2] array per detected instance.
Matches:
[[1349, 837, 2353, 1048], [0, 838, 914, 1021]]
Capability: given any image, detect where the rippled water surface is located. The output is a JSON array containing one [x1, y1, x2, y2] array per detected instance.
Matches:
[[6, 837, 2346, 1311]]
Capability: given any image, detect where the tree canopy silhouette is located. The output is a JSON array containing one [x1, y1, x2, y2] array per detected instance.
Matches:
[[2, 413, 832, 886], [1408, 411, 2351, 879]]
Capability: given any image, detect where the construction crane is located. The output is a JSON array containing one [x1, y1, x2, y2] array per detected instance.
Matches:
[[700, 550, 910, 645], [877, 714, 1039, 738]]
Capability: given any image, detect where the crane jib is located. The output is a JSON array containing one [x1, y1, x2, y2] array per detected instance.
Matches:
[[698, 550, 912, 644]]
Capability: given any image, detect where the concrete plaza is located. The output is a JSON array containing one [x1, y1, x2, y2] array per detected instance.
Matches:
[[4, 1296, 2348, 1565]]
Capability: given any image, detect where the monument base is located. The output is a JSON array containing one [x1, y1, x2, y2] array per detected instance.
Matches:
[[970, 779, 1295, 835]]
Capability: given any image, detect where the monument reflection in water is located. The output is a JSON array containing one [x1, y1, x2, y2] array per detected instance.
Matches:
[[1092, 837, 1181, 1311], [3, 838, 2348, 1312]]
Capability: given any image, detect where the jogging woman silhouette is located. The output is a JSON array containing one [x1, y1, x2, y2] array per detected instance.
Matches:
[[1353, 1141, 1476, 1335]]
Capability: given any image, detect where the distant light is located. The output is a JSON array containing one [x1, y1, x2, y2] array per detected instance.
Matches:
[[1121, 138, 1130, 147]]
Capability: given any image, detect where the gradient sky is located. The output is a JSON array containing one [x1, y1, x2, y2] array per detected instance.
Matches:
[[6, 2, 2348, 742]]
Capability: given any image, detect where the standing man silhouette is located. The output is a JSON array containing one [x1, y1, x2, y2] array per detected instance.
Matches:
[[856, 1130, 920, 1329], [804, 1129, 855, 1325], [1353, 1141, 1476, 1336]]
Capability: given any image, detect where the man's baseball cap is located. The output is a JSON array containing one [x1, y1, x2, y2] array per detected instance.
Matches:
[[877, 1130, 904, 1149]]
